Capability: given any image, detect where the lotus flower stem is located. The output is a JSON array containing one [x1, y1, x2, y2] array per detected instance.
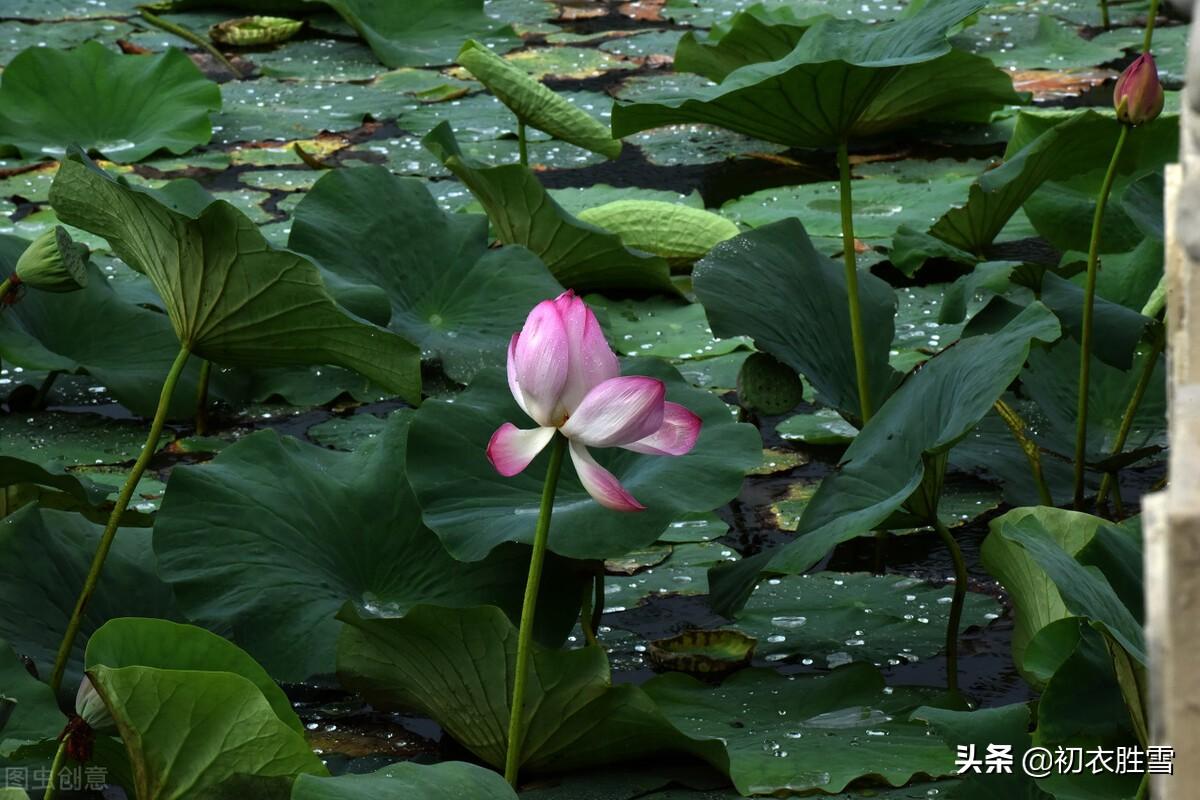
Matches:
[[517, 120, 529, 167], [43, 734, 70, 800], [32, 370, 61, 411], [49, 346, 191, 694], [579, 581, 598, 646], [0, 276, 12, 303], [932, 517, 967, 693], [1100, 0, 1110, 28], [1096, 338, 1164, 510], [504, 431, 568, 787], [137, 6, 242, 78], [993, 398, 1053, 506], [195, 359, 212, 436], [836, 141, 873, 424], [1073, 125, 1128, 510], [1143, 0, 1160, 51]]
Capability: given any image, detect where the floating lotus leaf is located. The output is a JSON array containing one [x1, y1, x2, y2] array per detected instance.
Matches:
[[0, 42, 220, 163], [456, 39, 621, 159], [292, 762, 518, 800], [209, 16, 304, 46], [645, 630, 756, 678]]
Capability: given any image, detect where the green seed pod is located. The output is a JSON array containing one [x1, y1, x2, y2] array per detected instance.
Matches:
[[209, 16, 304, 47], [15, 226, 88, 292], [737, 352, 805, 415], [577, 200, 741, 272]]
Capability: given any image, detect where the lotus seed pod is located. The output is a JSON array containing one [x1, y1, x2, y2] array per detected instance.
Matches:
[[209, 16, 304, 46], [74, 676, 115, 732], [1114, 52, 1164, 126], [15, 226, 88, 293], [578, 200, 741, 272], [737, 352, 805, 415]]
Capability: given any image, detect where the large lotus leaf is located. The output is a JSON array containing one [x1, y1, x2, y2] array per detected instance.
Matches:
[[291, 761, 517, 800], [0, 43, 220, 163], [310, 0, 519, 68], [287, 166, 562, 383], [48, 156, 421, 403], [1021, 339, 1165, 463], [692, 218, 901, 421], [407, 359, 760, 562], [1038, 273, 1157, 371], [913, 703, 1044, 800], [337, 605, 686, 773], [154, 411, 584, 681], [0, 639, 62, 757], [88, 664, 327, 800], [894, 112, 1114, 272], [734, 572, 1000, 667], [980, 507, 1117, 681], [587, 296, 751, 361], [673, 5, 813, 82], [84, 618, 302, 733], [1007, 110, 1178, 254], [0, 505, 177, 689], [710, 303, 1060, 615], [456, 40, 620, 159], [643, 663, 957, 796], [612, 0, 1020, 149], [988, 512, 1144, 665], [576, 202, 740, 270], [422, 123, 677, 294]]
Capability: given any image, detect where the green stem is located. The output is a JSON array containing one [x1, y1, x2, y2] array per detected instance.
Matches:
[[32, 370, 60, 411], [137, 6, 241, 78], [933, 517, 967, 693], [504, 432, 567, 788], [1100, 0, 1110, 28], [195, 359, 211, 436], [49, 346, 190, 694], [1143, 0, 1160, 51], [837, 140, 873, 424], [589, 571, 604, 640], [579, 579, 597, 647], [1096, 338, 1163, 510], [517, 120, 529, 167], [0, 276, 12, 304], [1073, 125, 1128, 510], [994, 399, 1054, 506], [43, 734, 69, 800]]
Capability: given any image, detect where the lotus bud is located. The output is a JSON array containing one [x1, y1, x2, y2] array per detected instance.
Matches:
[[74, 675, 114, 732], [14, 226, 88, 293], [1113, 52, 1164, 126]]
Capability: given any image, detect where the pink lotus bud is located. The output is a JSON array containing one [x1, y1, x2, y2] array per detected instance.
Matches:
[[1114, 52, 1164, 126]]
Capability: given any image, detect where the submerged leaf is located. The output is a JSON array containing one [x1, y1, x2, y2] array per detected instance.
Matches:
[[0, 42, 220, 163], [48, 156, 421, 403]]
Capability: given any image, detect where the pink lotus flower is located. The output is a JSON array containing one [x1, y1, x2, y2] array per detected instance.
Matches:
[[487, 291, 703, 511]]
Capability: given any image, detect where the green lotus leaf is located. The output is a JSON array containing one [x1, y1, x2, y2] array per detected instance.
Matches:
[[710, 302, 1060, 614], [422, 122, 677, 294], [209, 16, 304, 46], [673, 4, 813, 82], [291, 762, 517, 800], [733, 572, 1000, 667], [84, 618, 302, 733], [612, 0, 1021, 149], [407, 359, 760, 562], [576, 201, 740, 270], [642, 663, 958, 795], [287, 166, 563, 383], [48, 155, 421, 403], [984, 508, 1145, 666], [456, 40, 621, 159], [1039, 272, 1157, 371], [337, 604, 685, 774], [153, 411, 585, 681], [693, 219, 901, 421], [0, 506, 178, 689], [87, 663, 327, 799], [913, 703, 1042, 800], [0, 639, 62, 757], [1009, 109, 1178, 254], [0, 42, 220, 163], [645, 630, 756, 677], [586, 296, 752, 361]]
